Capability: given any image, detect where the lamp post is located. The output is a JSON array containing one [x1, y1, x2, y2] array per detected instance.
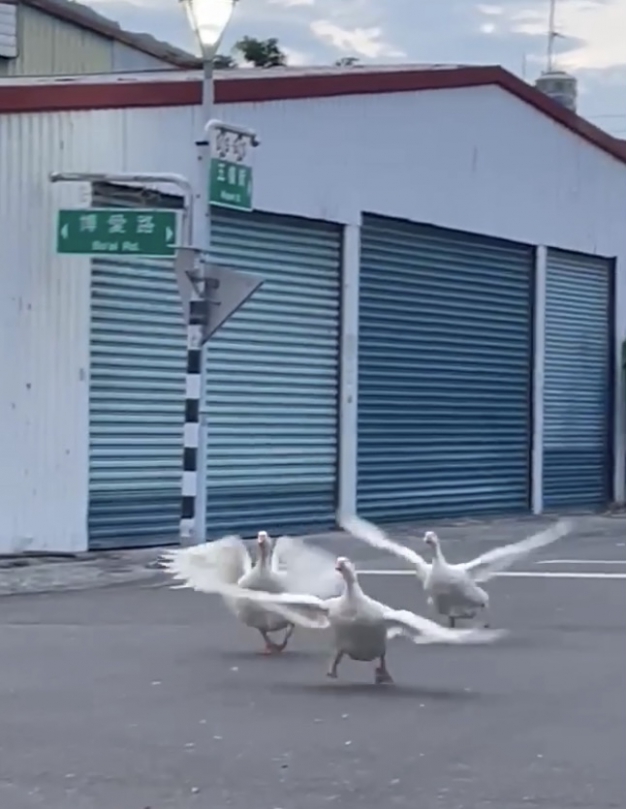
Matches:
[[179, 0, 238, 544]]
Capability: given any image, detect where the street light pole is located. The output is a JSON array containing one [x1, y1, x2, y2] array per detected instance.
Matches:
[[179, 0, 238, 546], [190, 60, 215, 546]]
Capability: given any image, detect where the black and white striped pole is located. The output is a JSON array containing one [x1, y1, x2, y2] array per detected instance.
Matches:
[[180, 295, 204, 543]]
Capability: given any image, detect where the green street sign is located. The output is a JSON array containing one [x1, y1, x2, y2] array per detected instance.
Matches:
[[209, 159, 253, 211], [209, 125, 254, 212], [56, 209, 178, 256]]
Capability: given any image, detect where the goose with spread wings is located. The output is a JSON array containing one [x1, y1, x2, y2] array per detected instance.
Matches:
[[209, 555, 506, 684], [340, 516, 573, 627], [160, 531, 343, 654]]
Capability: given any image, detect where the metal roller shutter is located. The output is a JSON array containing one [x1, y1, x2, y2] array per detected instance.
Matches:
[[543, 249, 613, 509], [206, 208, 341, 537], [89, 193, 340, 547], [89, 253, 186, 547], [358, 214, 534, 522]]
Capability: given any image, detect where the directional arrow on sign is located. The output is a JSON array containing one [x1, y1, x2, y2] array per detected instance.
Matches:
[[166, 227, 174, 242], [60, 224, 69, 239]]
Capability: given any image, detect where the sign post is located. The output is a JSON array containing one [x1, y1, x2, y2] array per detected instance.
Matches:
[[56, 208, 178, 257], [209, 124, 254, 211], [180, 117, 259, 547]]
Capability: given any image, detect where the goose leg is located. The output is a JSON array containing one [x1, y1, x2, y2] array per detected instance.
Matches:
[[375, 654, 394, 685], [259, 629, 283, 655], [326, 650, 344, 679], [272, 623, 296, 652]]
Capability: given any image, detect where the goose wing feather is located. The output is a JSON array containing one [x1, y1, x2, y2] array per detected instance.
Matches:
[[273, 535, 343, 599], [160, 535, 251, 593], [459, 519, 574, 583], [340, 516, 431, 582], [206, 582, 332, 630], [380, 605, 506, 645]]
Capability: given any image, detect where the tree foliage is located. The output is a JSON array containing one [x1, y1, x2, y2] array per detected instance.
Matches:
[[236, 36, 287, 67], [213, 37, 361, 70], [214, 36, 288, 69]]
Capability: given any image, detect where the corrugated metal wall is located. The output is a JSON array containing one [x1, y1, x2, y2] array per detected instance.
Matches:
[[0, 111, 92, 553], [88, 187, 341, 548], [543, 249, 613, 509], [357, 214, 534, 522], [206, 208, 341, 538], [0, 4, 110, 76], [0, 4, 177, 77]]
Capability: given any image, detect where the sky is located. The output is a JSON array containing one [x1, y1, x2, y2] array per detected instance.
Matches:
[[87, 0, 626, 137]]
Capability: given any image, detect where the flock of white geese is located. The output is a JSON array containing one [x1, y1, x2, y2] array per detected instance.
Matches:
[[160, 515, 573, 685]]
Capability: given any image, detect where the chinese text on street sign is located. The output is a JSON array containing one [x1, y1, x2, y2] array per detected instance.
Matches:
[[56, 209, 178, 256], [209, 127, 253, 212]]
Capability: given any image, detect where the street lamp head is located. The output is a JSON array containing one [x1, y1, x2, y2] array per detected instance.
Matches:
[[181, 0, 238, 61]]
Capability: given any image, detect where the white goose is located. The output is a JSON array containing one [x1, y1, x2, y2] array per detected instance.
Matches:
[[340, 516, 574, 627], [160, 531, 343, 654], [207, 555, 506, 684]]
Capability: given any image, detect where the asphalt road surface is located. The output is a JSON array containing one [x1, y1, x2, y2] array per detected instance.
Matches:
[[0, 536, 625, 809]]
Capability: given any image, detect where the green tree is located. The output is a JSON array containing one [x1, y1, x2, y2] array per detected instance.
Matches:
[[234, 36, 287, 67]]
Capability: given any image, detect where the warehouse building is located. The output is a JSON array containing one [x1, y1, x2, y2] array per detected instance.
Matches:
[[0, 0, 198, 75], [0, 64, 624, 553]]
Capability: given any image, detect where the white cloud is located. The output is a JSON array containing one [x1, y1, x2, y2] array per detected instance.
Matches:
[[507, 0, 626, 71], [268, 0, 315, 6], [281, 45, 311, 65], [310, 19, 405, 58], [477, 4, 505, 16], [480, 21, 497, 34]]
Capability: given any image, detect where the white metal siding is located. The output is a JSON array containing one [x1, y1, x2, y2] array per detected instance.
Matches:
[[0, 112, 92, 553], [0, 5, 111, 76], [111, 41, 179, 72]]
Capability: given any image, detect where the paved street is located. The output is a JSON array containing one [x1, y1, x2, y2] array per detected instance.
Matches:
[[0, 530, 624, 809]]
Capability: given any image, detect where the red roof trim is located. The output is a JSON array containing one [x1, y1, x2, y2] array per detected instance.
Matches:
[[1, 65, 625, 165]]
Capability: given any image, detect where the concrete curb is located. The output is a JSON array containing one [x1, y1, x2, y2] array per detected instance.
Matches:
[[0, 512, 623, 597], [0, 550, 164, 597]]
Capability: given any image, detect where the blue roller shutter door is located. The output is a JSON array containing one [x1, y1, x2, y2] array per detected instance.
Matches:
[[358, 214, 534, 521], [543, 249, 613, 509], [205, 208, 341, 537]]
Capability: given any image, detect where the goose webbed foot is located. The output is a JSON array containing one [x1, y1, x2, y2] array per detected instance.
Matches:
[[326, 650, 344, 679], [270, 623, 295, 652], [374, 655, 394, 685], [259, 629, 288, 655]]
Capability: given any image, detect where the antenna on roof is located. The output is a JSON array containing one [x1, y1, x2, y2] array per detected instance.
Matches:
[[546, 0, 558, 72], [535, 0, 577, 113]]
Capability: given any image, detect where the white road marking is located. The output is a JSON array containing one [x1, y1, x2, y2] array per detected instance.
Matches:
[[357, 569, 626, 580], [537, 559, 626, 565]]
